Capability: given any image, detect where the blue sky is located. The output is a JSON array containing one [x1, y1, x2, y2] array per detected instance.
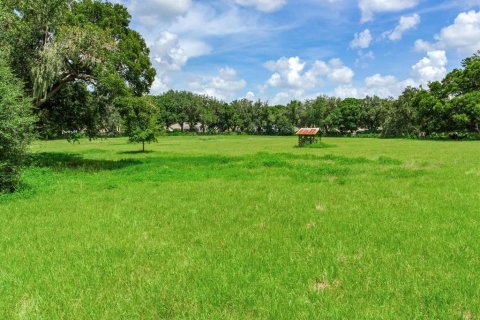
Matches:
[[112, 0, 480, 103]]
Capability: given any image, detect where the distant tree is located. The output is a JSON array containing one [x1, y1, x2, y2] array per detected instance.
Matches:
[[414, 89, 448, 135], [216, 101, 238, 132], [120, 97, 159, 152], [252, 100, 269, 134], [271, 106, 295, 135], [155, 90, 180, 129], [437, 52, 480, 133], [328, 98, 362, 134], [301, 96, 329, 129], [450, 92, 480, 133], [233, 99, 259, 133], [199, 96, 220, 133], [259, 104, 274, 134], [442, 51, 480, 97], [184, 92, 200, 131], [360, 96, 387, 132], [382, 87, 420, 137], [286, 100, 303, 127], [0, 56, 35, 192]]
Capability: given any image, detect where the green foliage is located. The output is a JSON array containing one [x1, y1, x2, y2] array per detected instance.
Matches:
[[3, 0, 155, 138], [3, 0, 75, 86], [382, 87, 420, 137], [120, 97, 159, 152], [32, 24, 115, 104], [442, 52, 480, 96], [360, 96, 387, 132], [0, 1, 17, 59], [286, 100, 303, 127], [0, 58, 35, 192], [449, 91, 480, 133], [67, 0, 155, 96], [301, 97, 327, 128], [328, 98, 362, 134]]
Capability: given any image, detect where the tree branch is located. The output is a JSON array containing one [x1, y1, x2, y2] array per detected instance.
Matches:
[[34, 71, 97, 108], [34, 73, 75, 108]]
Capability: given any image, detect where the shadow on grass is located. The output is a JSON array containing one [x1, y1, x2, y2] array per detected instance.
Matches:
[[118, 150, 155, 155], [113, 152, 413, 185], [295, 142, 338, 149], [28, 153, 141, 172], [20, 151, 419, 191]]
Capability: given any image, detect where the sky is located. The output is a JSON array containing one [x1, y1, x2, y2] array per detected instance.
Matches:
[[111, 0, 480, 104]]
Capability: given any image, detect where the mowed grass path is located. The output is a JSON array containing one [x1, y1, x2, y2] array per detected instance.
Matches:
[[1, 136, 479, 319]]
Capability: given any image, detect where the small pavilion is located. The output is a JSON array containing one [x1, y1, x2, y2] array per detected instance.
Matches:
[[296, 128, 321, 147]]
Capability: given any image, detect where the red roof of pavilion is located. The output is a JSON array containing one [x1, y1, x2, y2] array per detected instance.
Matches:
[[296, 128, 320, 136]]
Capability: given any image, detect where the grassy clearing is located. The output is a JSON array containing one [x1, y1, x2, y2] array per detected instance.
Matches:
[[1, 136, 479, 319]]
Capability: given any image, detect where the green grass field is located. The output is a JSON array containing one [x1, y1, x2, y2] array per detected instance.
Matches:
[[1, 136, 479, 319]]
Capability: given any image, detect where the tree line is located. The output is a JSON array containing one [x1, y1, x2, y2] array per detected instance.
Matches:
[[1, 0, 480, 192], [152, 53, 480, 139], [36, 50, 480, 141]]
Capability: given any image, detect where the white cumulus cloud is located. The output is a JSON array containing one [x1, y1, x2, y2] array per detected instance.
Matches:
[[191, 67, 247, 100], [385, 14, 421, 41], [332, 50, 448, 99], [264, 56, 354, 91], [149, 31, 211, 94], [246, 91, 256, 100], [411, 50, 448, 84], [334, 85, 360, 99], [150, 76, 171, 95], [359, 0, 419, 22], [264, 56, 354, 103], [327, 58, 355, 84], [364, 74, 416, 97], [151, 31, 211, 72], [151, 31, 189, 72], [350, 29, 373, 49], [415, 11, 480, 54], [170, 3, 259, 37], [414, 39, 435, 52]]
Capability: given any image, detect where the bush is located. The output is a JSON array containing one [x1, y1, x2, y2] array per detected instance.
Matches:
[[167, 129, 198, 136], [0, 58, 35, 192], [426, 132, 480, 141]]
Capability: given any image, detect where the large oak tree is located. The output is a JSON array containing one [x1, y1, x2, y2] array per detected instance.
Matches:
[[3, 0, 156, 136]]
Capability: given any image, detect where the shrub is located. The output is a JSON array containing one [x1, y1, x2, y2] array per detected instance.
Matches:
[[0, 58, 35, 192]]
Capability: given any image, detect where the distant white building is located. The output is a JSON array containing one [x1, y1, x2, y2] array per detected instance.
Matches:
[[168, 123, 203, 132]]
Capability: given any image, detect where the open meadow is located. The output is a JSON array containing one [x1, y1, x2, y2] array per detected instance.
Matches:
[[1, 136, 479, 319]]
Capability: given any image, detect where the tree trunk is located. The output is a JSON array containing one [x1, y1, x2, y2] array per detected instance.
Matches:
[[142, 141, 145, 152]]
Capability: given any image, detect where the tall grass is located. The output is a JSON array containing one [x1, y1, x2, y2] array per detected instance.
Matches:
[[1, 136, 479, 319]]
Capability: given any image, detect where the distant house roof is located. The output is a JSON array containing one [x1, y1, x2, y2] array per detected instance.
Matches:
[[296, 128, 320, 136]]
